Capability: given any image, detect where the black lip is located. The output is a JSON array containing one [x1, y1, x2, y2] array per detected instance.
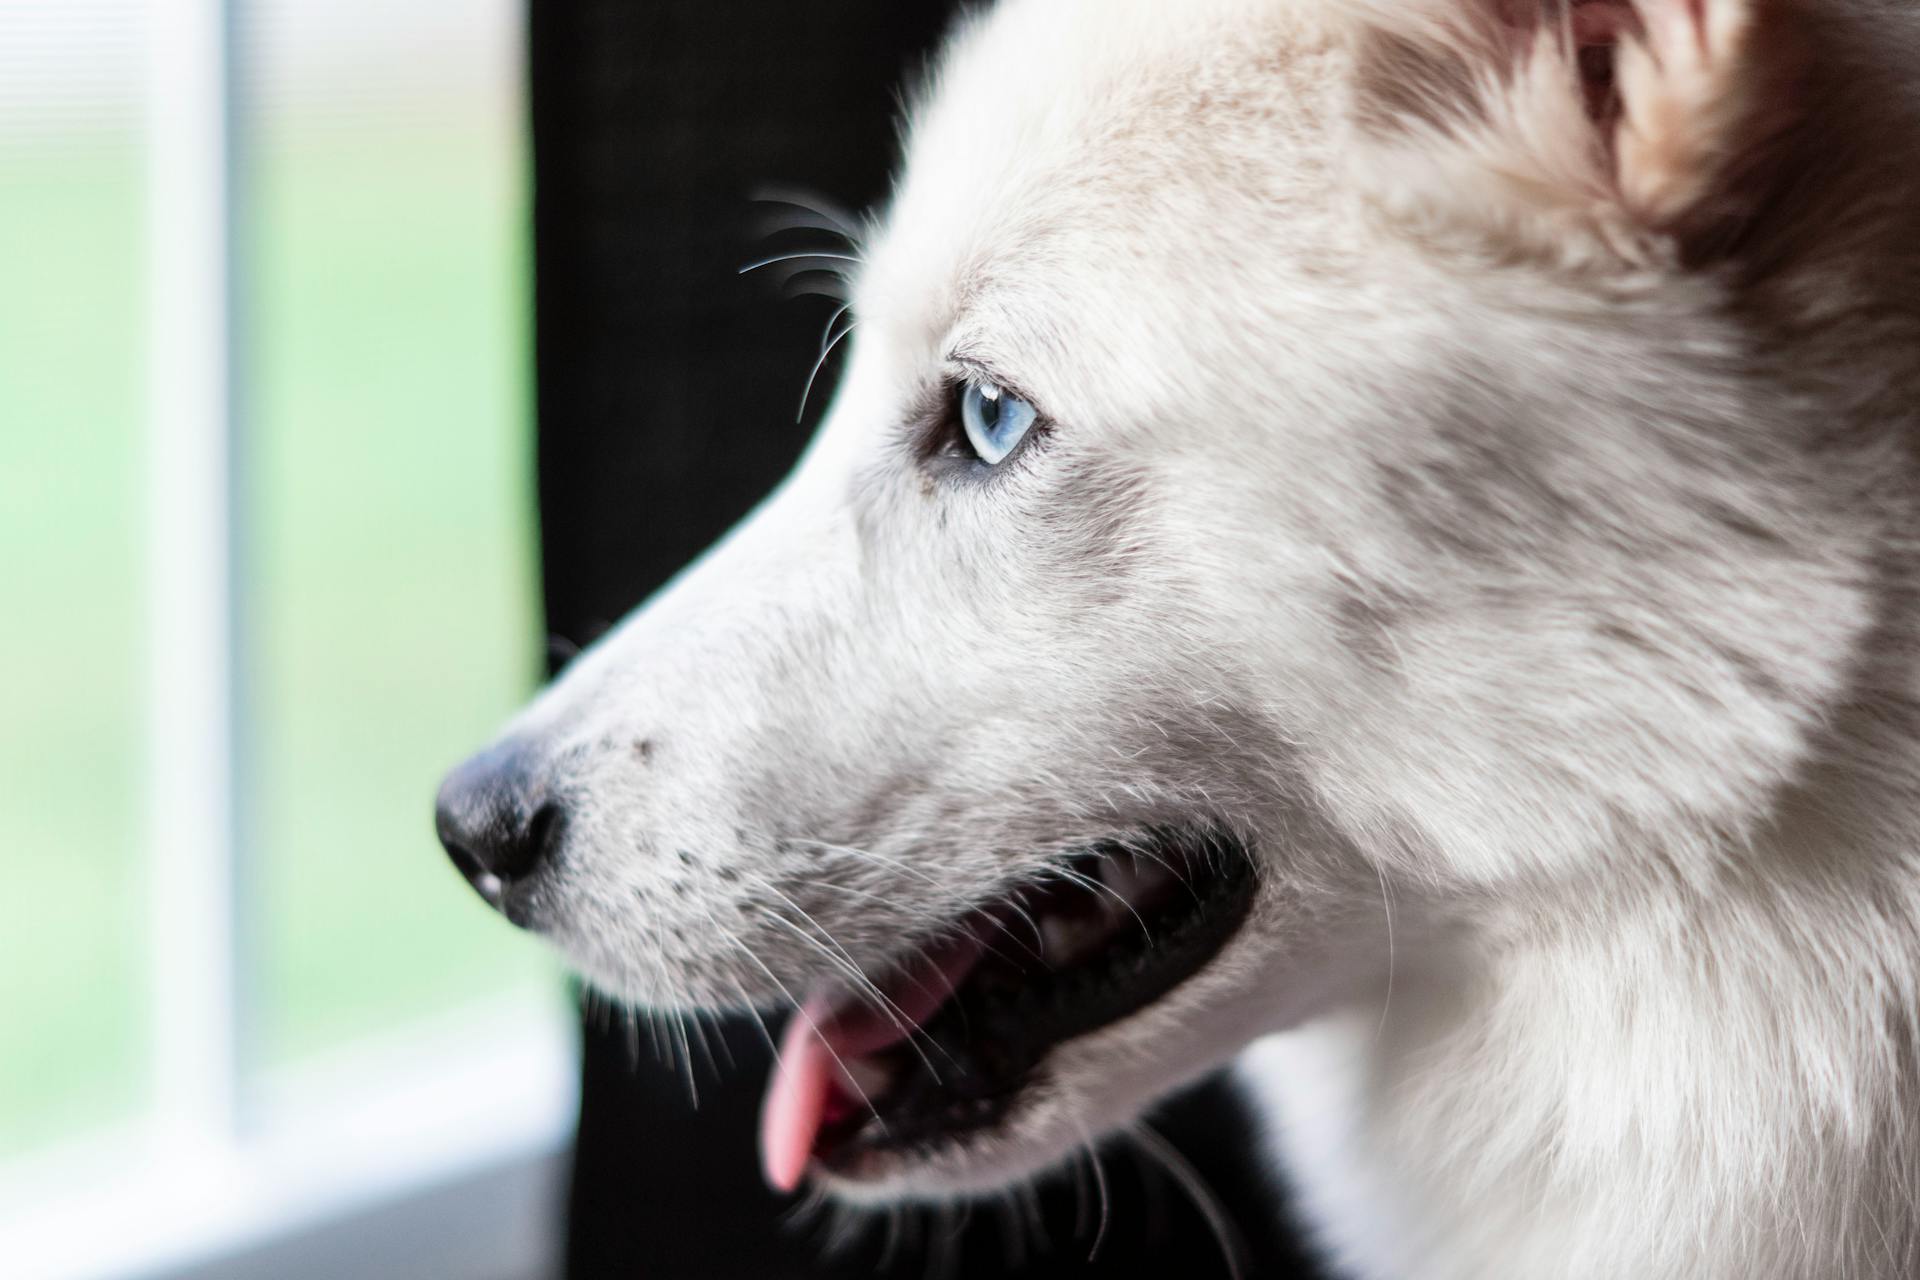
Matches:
[[818, 827, 1257, 1168]]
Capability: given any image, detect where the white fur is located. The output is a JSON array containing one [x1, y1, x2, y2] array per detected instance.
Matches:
[[467, 0, 1920, 1273]]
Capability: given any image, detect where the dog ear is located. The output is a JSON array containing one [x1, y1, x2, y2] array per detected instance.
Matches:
[[1348, 0, 1808, 265]]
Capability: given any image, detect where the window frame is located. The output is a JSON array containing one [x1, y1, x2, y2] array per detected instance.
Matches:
[[0, 1007, 574, 1280], [0, 2, 574, 1274]]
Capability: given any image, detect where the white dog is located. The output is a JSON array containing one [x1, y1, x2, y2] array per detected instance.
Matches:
[[436, 1, 1920, 1275]]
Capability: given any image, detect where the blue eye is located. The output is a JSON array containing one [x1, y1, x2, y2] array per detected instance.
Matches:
[[959, 380, 1039, 466]]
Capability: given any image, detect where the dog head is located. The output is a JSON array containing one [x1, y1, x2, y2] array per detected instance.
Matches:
[[439, 0, 1904, 1202]]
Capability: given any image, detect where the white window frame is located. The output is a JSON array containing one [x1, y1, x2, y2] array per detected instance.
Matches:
[[0, 2, 575, 1275], [0, 1007, 575, 1280]]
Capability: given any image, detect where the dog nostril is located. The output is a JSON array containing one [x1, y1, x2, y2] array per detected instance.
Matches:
[[443, 840, 507, 907], [434, 743, 564, 912], [520, 801, 564, 880]]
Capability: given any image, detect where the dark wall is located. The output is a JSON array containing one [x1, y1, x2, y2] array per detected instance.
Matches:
[[529, 3, 1331, 1276], [533, 0, 954, 627]]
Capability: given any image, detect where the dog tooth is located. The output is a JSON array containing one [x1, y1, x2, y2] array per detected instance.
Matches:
[[1100, 852, 1175, 909], [1101, 853, 1157, 902], [1040, 914, 1076, 964], [1041, 912, 1111, 965], [842, 1057, 895, 1102]]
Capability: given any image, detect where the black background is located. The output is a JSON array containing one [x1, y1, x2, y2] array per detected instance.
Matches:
[[529, 3, 1332, 1275]]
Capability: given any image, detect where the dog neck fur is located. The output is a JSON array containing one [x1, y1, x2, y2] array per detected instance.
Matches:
[[1241, 8, 1920, 1275]]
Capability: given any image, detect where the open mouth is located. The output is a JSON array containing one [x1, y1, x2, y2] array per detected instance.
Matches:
[[759, 828, 1256, 1191]]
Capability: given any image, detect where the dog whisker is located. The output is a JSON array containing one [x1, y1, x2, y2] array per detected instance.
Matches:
[[745, 901, 954, 1084], [1017, 1180, 1047, 1260], [800, 839, 940, 880], [725, 975, 780, 1056], [716, 927, 892, 1133], [684, 1004, 724, 1081], [1374, 862, 1397, 1047], [1128, 1121, 1248, 1280], [737, 248, 862, 278], [1040, 863, 1155, 945], [1079, 1127, 1114, 1264], [1123, 842, 1205, 909], [749, 186, 866, 244], [799, 312, 858, 423], [627, 1007, 648, 1072], [780, 278, 853, 305], [796, 875, 1037, 972], [672, 1008, 701, 1107], [814, 300, 854, 356], [753, 209, 857, 244]]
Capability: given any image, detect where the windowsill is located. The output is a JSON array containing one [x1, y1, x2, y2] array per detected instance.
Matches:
[[0, 996, 577, 1280]]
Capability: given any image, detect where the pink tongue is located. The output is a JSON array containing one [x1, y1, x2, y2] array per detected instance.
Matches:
[[758, 931, 986, 1193], [760, 997, 839, 1195]]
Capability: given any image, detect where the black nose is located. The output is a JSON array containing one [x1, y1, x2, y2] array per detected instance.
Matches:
[[434, 741, 564, 912]]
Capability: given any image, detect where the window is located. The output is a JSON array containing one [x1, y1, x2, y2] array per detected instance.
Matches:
[[0, 1, 573, 1275], [0, 0, 150, 1162], [244, 0, 553, 1068]]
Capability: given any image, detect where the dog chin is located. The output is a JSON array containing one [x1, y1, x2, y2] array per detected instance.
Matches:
[[816, 1093, 1107, 1204], [811, 1030, 1186, 1205]]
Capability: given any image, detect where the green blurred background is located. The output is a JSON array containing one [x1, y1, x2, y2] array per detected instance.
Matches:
[[0, 0, 559, 1159]]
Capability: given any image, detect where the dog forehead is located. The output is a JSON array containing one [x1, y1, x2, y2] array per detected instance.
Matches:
[[861, 0, 1350, 355]]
